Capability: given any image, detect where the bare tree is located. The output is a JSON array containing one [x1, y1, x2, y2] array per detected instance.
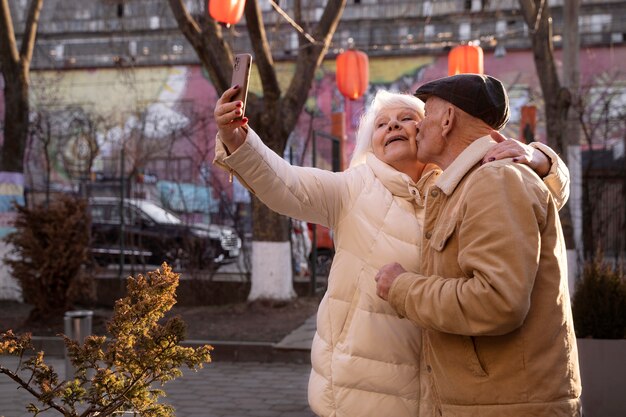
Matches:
[[0, 0, 44, 172], [26, 103, 107, 207], [168, 0, 347, 300], [518, 0, 575, 247], [575, 73, 626, 260]]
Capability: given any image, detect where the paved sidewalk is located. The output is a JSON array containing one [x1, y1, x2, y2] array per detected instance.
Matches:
[[274, 315, 316, 351], [0, 356, 315, 417], [0, 316, 318, 417]]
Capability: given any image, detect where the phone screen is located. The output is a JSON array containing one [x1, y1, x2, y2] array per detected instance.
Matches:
[[231, 54, 252, 119]]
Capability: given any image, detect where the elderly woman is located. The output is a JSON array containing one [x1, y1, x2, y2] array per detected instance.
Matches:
[[213, 87, 569, 417]]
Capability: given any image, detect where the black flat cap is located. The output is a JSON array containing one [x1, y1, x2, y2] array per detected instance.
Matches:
[[414, 74, 510, 130]]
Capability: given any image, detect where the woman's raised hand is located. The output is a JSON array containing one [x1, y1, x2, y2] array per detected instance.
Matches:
[[483, 131, 551, 178], [214, 86, 248, 153]]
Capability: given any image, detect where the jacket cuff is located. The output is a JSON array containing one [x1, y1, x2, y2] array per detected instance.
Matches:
[[221, 130, 259, 167], [387, 273, 416, 318], [529, 141, 558, 179], [214, 134, 231, 162], [213, 129, 257, 194], [528, 141, 570, 209], [214, 129, 252, 164]]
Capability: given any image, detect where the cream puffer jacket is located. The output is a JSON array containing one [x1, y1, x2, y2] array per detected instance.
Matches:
[[213, 129, 569, 417]]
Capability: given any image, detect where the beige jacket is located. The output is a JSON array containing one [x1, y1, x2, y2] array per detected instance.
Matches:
[[214, 129, 570, 417], [388, 136, 581, 417]]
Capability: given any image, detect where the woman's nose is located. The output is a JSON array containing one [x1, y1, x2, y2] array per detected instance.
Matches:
[[387, 120, 401, 131]]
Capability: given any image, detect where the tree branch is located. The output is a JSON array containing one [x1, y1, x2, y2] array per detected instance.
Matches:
[[518, 0, 539, 32], [167, 0, 231, 93], [0, 0, 20, 68], [0, 367, 67, 415], [283, 0, 346, 131], [244, 0, 280, 102], [269, 0, 316, 44], [19, 0, 44, 66]]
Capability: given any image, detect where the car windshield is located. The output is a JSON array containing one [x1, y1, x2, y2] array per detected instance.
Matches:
[[135, 200, 182, 224]]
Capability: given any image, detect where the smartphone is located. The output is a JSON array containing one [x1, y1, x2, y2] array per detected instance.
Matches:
[[230, 53, 252, 120]]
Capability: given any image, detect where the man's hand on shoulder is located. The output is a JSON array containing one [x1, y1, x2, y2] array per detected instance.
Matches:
[[375, 262, 407, 301]]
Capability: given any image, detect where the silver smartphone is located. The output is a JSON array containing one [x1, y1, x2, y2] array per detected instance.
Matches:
[[230, 53, 252, 120]]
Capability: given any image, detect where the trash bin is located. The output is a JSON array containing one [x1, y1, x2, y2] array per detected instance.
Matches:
[[64, 310, 93, 379]]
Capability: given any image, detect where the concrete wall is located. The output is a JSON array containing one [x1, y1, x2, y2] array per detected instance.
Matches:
[[577, 338, 626, 417]]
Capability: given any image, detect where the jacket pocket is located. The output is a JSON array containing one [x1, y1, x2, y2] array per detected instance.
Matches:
[[463, 336, 488, 377], [429, 218, 457, 252], [335, 286, 361, 348]]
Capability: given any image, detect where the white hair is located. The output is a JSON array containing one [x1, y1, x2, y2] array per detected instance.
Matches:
[[349, 90, 425, 168]]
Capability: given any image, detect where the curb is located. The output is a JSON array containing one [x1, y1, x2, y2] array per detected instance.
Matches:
[[31, 336, 311, 364]]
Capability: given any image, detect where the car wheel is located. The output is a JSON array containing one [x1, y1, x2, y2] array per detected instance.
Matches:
[[165, 243, 211, 271], [312, 248, 334, 278], [164, 246, 189, 270], [92, 254, 110, 267]]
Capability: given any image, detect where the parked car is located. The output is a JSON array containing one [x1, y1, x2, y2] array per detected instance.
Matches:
[[308, 223, 335, 277], [89, 197, 241, 270]]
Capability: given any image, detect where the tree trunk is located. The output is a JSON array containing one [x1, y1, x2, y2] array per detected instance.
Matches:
[[248, 198, 295, 300], [518, 0, 576, 249], [1, 67, 29, 172], [243, 118, 298, 301], [0, 0, 44, 173], [168, 0, 346, 301]]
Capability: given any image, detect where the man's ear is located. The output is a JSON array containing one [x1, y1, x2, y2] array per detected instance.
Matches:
[[441, 105, 455, 138]]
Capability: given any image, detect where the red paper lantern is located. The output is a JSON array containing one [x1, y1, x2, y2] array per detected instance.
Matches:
[[520, 105, 537, 143], [448, 44, 484, 76], [336, 49, 369, 100], [209, 0, 246, 26]]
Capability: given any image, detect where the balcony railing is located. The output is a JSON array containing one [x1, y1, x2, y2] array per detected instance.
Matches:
[[7, 0, 624, 70]]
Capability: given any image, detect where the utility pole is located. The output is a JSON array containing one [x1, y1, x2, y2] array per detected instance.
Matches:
[[563, 0, 582, 294]]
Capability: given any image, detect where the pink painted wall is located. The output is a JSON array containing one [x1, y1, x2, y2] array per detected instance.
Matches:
[[0, 45, 624, 195]]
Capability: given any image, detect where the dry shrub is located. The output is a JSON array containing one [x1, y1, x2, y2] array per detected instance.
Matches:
[[572, 252, 626, 339], [4, 194, 93, 321]]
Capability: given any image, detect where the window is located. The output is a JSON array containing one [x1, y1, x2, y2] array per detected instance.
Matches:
[[581, 14, 611, 33], [424, 25, 435, 39], [90, 206, 107, 222], [423, 1, 432, 16], [496, 20, 506, 36], [459, 22, 471, 41]]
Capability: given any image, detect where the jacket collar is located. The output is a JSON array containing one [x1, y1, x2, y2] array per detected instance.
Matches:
[[366, 152, 417, 201], [435, 135, 495, 196]]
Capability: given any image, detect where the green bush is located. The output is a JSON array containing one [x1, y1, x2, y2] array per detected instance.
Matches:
[[3, 195, 93, 321], [0, 263, 213, 417], [572, 254, 626, 339]]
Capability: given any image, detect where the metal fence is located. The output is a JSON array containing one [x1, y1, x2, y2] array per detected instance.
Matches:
[[582, 168, 626, 261]]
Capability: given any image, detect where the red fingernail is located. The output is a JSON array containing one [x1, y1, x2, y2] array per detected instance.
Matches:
[[512, 158, 519, 162], [236, 101, 242, 108], [233, 84, 239, 89], [241, 117, 248, 124], [488, 157, 495, 162]]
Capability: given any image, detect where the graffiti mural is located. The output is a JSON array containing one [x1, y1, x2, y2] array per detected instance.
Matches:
[[0, 46, 624, 211]]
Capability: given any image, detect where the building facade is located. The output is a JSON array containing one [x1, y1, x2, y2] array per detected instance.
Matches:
[[2, 0, 625, 256], [7, 1, 626, 69]]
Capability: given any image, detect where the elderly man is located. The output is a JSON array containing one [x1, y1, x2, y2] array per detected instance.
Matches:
[[375, 74, 581, 417]]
